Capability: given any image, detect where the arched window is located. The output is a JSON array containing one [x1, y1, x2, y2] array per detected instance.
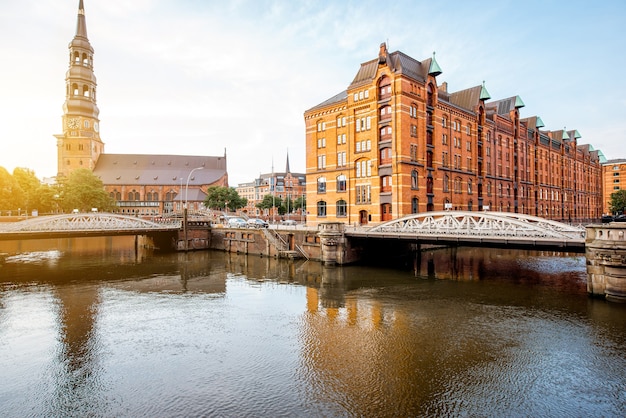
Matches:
[[317, 177, 326, 193], [355, 159, 371, 178], [443, 175, 449, 193], [411, 170, 418, 190], [337, 175, 346, 192], [72, 83, 79, 96], [378, 76, 391, 100], [380, 105, 392, 120], [467, 179, 473, 194], [454, 177, 462, 194], [317, 201, 327, 217], [336, 200, 347, 217], [83, 85, 90, 97], [381, 175, 392, 192], [380, 147, 392, 164], [379, 126, 392, 141]]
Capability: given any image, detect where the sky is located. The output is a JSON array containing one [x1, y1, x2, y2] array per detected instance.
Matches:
[[1, 0, 625, 186]]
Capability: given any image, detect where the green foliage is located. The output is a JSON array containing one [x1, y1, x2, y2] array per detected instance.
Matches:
[[256, 194, 282, 210], [293, 195, 306, 211], [12, 168, 42, 212], [204, 186, 247, 211], [56, 169, 115, 212], [0, 166, 23, 211], [609, 190, 626, 214]]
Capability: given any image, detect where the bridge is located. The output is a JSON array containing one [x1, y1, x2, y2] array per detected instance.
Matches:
[[0, 213, 182, 241], [345, 211, 586, 252]]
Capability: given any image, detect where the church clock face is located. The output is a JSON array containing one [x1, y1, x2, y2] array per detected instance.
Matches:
[[67, 118, 79, 129], [94, 122, 99, 132]]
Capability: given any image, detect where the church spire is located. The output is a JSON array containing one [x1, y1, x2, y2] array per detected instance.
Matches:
[[285, 150, 291, 173], [76, 0, 88, 39], [55, 0, 104, 177]]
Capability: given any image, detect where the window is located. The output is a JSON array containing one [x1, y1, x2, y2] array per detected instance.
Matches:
[[411, 125, 417, 137], [410, 104, 417, 118], [317, 155, 326, 169], [337, 175, 347, 192], [336, 200, 347, 217], [317, 177, 326, 193], [442, 134, 447, 145], [410, 144, 418, 162], [442, 117, 447, 128], [467, 179, 473, 194], [356, 185, 371, 204], [355, 160, 371, 178], [337, 151, 346, 167], [454, 177, 462, 194], [317, 137, 326, 148], [381, 175, 392, 192], [317, 201, 327, 217], [443, 175, 449, 192], [380, 148, 391, 164], [411, 197, 419, 214], [411, 170, 418, 189]]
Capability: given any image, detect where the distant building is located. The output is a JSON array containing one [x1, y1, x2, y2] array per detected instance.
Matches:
[[54, 1, 227, 216], [236, 154, 306, 221], [602, 159, 626, 214], [304, 43, 603, 226]]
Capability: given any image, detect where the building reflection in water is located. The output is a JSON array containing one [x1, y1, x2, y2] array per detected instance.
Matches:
[[2, 236, 609, 416]]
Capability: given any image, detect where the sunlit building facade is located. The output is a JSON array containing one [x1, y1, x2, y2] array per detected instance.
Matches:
[[602, 159, 626, 214], [55, 1, 228, 216], [304, 43, 602, 226]]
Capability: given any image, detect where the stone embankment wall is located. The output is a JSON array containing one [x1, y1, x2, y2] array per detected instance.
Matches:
[[586, 224, 626, 302], [209, 227, 323, 261]]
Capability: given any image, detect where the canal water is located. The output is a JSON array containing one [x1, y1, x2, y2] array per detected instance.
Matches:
[[0, 237, 624, 417]]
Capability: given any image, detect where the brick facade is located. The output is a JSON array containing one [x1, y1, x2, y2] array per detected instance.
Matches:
[[304, 43, 602, 226]]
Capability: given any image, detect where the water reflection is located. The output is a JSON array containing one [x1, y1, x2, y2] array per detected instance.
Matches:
[[0, 238, 624, 417]]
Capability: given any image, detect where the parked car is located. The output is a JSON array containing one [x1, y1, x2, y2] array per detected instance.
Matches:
[[601, 215, 615, 223], [614, 214, 626, 222], [280, 219, 297, 226], [226, 217, 247, 228], [247, 218, 269, 228]]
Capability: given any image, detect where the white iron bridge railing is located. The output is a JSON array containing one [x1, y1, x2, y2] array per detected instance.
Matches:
[[365, 211, 586, 241], [0, 213, 182, 233]]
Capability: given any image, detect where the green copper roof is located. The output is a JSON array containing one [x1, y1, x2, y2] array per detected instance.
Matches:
[[574, 129, 581, 139], [536, 117, 545, 128], [428, 51, 442, 77], [479, 81, 491, 101], [562, 130, 570, 140], [515, 95, 525, 108]]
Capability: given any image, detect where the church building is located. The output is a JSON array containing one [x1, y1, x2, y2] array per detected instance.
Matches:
[[54, 1, 228, 216]]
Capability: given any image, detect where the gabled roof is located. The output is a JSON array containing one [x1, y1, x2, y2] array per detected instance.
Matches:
[[93, 153, 227, 187], [449, 85, 484, 111], [348, 50, 430, 90], [305, 90, 347, 112], [489, 95, 525, 116]]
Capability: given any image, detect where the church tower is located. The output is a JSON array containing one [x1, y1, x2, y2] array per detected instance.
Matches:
[[55, 0, 104, 177]]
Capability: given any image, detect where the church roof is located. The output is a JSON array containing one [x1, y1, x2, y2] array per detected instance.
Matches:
[[93, 154, 228, 187]]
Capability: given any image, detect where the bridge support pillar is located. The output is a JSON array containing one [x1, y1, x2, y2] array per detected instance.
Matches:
[[318, 222, 347, 265], [585, 224, 626, 303]]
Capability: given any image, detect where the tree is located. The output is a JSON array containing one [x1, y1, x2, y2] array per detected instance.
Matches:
[[256, 194, 282, 211], [204, 186, 247, 211], [609, 190, 626, 214], [0, 166, 24, 212], [12, 167, 41, 213], [57, 168, 115, 212], [293, 195, 306, 211]]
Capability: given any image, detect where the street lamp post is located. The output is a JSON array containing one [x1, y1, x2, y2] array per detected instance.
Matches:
[[183, 166, 204, 251]]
